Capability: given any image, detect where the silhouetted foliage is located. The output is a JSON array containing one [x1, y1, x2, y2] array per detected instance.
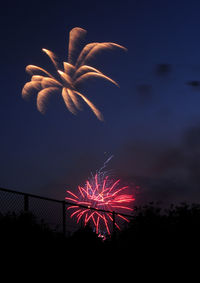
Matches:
[[116, 202, 200, 259], [67, 224, 104, 253], [0, 211, 53, 241], [1, 203, 200, 261]]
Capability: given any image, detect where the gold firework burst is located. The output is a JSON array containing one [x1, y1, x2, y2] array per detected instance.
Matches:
[[22, 27, 127, 120]]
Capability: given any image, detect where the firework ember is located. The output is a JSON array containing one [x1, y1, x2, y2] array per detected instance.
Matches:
[[22, 27, 127, 120], [65, 166, 135, 235]]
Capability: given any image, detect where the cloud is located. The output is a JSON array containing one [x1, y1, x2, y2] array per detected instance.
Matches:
[[155, 64, 172, 77], [112, 125, 200, 205], [186, 80, 200, 88], [34, 125, 200, 205], [155, 125, 200, 184]]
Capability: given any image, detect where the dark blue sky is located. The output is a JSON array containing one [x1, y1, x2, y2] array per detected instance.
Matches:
[[1, 0, 200, 204]]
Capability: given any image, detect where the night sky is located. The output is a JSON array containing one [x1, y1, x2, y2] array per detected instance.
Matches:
[[1, 0, 200, 205]]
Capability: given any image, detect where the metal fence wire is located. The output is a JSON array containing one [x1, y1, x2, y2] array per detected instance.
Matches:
[[0, 187, 133, 237]]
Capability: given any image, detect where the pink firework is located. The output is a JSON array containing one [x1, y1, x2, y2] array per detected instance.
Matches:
[[65, 173, 135, 235]]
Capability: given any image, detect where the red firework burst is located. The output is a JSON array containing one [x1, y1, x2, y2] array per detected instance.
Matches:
[[65, 173, 135, 235]]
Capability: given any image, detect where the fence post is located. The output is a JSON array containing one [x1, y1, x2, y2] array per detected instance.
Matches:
[[24, 194, 29, 212], [62, 201, 66, 237], [112, 211, 116, 241]]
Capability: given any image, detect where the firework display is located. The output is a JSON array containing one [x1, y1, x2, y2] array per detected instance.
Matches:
[[65, 159, 135, 235], [22, 27, 127, 120]]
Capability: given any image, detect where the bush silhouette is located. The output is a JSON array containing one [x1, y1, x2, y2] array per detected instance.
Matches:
[[1, 203, 200, 259], [116, 202, 200, 258]]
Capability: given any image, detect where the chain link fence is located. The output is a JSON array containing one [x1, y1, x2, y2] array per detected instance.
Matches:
[[0, 187, 133, 237]]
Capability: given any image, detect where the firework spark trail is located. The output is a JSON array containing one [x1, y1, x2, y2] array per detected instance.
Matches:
[[75, 42, 97, 68], [22, 27, 127, 120], [65, 157, 135, 235], [25, 65, 55, 78], [62, 88, 76, 114], [73, 65, 102, 79], [68, 27, 87, 65], [74, 72, 119, 88], [37, 87, 60, 114], [98, 155, 114, 174], [42, 48, 59, 70], [81, 42, 127, 65], [74, 91, 104, 121], [90, 155, 114, 188]]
